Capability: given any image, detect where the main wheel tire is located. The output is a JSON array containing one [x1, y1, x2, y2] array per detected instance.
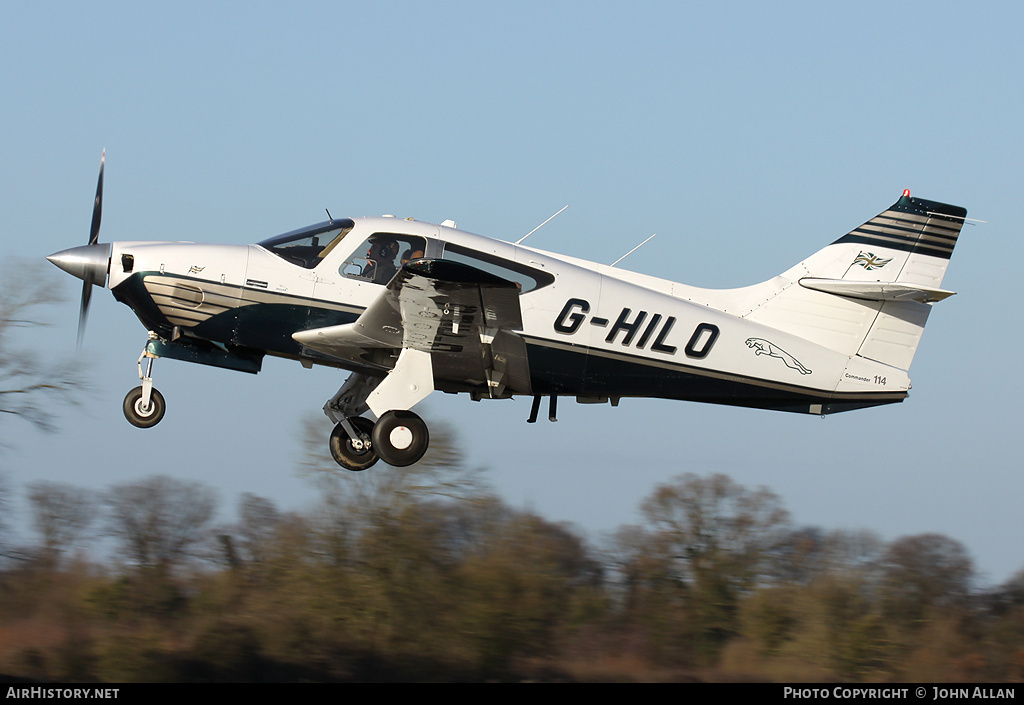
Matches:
[[371, 410, 429, 467], [122, 386, 166, 428], [329, 416, 378, 471]]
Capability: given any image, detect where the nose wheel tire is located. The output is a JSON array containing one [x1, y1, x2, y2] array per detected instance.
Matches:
[[122, 386, 166, 428], [329, 416, 379, 471], [371, 410, 429, 467]]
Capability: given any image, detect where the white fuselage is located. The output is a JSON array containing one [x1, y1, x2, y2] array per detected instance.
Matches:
[[102, 215, 910, 414]]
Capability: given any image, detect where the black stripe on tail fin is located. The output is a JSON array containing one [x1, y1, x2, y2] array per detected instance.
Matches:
[[832, 191, 967, 261]]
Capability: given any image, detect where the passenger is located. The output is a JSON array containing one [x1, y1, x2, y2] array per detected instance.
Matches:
[[400, 248, 425, 266]]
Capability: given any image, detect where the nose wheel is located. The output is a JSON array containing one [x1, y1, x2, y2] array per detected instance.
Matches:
[[123, 385, 166, 428]]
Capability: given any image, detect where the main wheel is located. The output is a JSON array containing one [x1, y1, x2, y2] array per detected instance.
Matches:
[[371, 410, 429, 467], [123, 386, 166, 428], [329, 416, 378, 471]]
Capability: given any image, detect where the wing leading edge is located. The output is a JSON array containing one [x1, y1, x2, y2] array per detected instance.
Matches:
[[292, 259, 533, 397]]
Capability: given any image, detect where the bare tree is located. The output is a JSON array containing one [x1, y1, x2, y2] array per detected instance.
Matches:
[[878, 533, 974, 625], [297, 411, 493, 584], [27, 480, 98, 567], [770, 526, 884, 584], [639, 472, 792, 589], [299, 412, 490, 513], [0, 260, 80, 433], [105, 475, 218, 574], [235, 493, 280, 562], [617, 473, 792, 660]]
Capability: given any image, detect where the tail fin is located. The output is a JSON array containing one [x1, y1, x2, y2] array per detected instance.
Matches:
[[830, 190, 966, 287], [742, 192, 967, 371]]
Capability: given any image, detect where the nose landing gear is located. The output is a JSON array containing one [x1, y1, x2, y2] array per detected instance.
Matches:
[[122, 337, 166, 428]]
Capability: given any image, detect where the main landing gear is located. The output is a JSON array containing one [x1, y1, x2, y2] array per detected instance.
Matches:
[[324, 353, 434, 471], [324, 390, 431, 471], [328, 410, 430, 471]]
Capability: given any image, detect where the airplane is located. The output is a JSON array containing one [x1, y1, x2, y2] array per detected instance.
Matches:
[[47, 153, 968, 470]]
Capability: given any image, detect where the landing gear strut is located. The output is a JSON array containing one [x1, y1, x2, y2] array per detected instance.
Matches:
[[123, 340, 166, 428]]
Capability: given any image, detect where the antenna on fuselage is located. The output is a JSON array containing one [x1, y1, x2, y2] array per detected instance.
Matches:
[[325, 208, 334, 223], [610, 234, 656, 267], [516, 204, 568, 245]]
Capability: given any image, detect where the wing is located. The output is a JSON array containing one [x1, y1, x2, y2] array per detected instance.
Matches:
[[292, 259, 533, 397]]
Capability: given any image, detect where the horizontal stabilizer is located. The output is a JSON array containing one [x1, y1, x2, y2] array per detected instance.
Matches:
[[799, 277, 956, 303]]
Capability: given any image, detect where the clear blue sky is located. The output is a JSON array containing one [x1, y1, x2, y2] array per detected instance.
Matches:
[[3, 1, 1022, 585]]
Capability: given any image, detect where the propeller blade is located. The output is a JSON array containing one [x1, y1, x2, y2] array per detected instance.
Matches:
[[80, 149, 105, 346], [78, 279, 92, 349], [88, 150, 104, 246]]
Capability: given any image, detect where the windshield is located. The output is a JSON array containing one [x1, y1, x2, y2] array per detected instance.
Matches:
[[257, 219, 355, 269]]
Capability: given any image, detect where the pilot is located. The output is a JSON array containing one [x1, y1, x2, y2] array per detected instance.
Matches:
[[363, 236, 400, 284]]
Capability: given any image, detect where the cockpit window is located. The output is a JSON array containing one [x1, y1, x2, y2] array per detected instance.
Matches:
[[341, 233, 427, 285], [257, 220, 355, 269], [441, 244, 554, 293]]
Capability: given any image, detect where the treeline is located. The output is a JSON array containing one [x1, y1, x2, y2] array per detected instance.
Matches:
[[1, 453, 1023, 682]]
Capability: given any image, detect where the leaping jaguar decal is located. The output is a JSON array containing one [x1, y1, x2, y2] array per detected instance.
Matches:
[[746, 338, 812, 375]]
